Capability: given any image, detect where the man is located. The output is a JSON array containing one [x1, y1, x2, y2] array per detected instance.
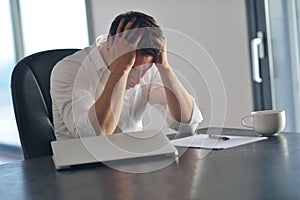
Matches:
[[50, 11, 203, 140]]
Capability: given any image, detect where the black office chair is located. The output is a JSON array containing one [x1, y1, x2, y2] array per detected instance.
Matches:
[[11, 49, 80, 159]]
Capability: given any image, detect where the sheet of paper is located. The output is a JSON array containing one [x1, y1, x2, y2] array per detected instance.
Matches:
[[171, 134, 267, 149]]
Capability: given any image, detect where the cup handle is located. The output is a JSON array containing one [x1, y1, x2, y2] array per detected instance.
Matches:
[[241, 115, 253, 128]]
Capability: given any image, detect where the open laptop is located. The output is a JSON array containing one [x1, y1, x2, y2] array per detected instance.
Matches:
[[51, 129, 178, 169]]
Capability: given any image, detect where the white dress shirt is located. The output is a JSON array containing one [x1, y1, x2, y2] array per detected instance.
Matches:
[[50, 35, 203, 140]]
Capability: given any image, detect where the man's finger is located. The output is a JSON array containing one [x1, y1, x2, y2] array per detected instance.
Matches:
[[116, 18, 125, 36], [124, 17, 137, 32], [131, 28, 144, 46], [125, 16, 142, 41], [108, 33, 113, 48], [123, 17, 137, 39]]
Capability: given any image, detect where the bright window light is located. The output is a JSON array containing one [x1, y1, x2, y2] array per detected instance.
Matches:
[[0, 0, 19, 145], [19, 0, 89, 56], [0, 0, 89, 146]]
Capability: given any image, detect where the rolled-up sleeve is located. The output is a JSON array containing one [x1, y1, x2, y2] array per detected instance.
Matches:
[[50, 52, 97, 139], [72, 76, 97, 137], [166, 97, 203, 133]]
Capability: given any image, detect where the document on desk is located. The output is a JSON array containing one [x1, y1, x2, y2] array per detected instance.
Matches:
[[171, 134, 268, 149]]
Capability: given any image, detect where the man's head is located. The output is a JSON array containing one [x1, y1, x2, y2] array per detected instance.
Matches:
[[107, 11, 164, 89], [108, 11, 164, 59]]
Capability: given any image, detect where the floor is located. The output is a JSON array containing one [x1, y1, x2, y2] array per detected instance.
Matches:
[[0, 153, 23, 165], [0, 144, 23, 165]]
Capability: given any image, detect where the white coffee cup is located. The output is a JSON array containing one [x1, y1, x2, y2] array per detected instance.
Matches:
[[241, 110, 286, 136]]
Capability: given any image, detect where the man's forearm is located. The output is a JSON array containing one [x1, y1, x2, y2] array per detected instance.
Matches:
[[157, 66, 193, 123], [88, 72, 128, 135]]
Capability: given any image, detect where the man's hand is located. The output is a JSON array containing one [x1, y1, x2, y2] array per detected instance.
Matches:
[[107, 18, 143, 76], [154, 38, 170, 69]]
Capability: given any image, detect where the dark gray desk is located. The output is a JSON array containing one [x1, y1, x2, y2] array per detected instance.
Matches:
[[1, 128, 300, 200]]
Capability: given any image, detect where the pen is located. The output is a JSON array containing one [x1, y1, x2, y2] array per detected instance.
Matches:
[[208, 134, 230, 141]]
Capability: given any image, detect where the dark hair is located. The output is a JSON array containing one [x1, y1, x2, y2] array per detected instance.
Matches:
[[109, 11, 164, 58]]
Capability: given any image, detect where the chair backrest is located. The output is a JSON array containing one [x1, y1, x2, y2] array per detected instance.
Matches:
[[11, 49, 80, 159]]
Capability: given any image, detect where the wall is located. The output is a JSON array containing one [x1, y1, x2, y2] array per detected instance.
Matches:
[[89, 0, 253, 129]]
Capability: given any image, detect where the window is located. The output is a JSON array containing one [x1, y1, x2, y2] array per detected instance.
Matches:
[[0, 0, 90, 148], [246, 0, 300, 132], [0, 0, 18, 145], [19, 0, 89, 56], [268, 0, 300, 131]]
